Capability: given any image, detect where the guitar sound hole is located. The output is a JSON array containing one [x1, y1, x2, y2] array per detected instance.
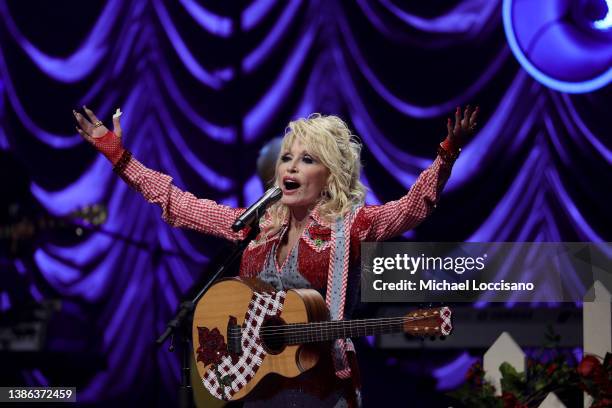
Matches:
[[260, 317, 287, 355]]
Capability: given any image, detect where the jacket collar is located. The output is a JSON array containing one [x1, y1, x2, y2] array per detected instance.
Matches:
[[280, 201, 331, 229]]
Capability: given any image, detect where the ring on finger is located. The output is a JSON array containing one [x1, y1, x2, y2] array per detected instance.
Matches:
[[93, 120, 104, 128]]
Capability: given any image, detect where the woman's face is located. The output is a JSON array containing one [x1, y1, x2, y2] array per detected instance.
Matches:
[[277, 138, 329, 213]]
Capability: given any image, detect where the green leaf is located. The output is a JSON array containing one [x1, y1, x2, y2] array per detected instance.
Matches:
[[533, 379, 547, 391], [500, 362, 516, 374], [500, 362, 527, 397]]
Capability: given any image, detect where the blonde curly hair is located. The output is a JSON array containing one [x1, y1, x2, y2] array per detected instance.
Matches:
[[264, 114, 366, 234]]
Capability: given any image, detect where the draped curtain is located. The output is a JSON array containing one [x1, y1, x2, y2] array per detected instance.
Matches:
[[0, 0, 609, 405]]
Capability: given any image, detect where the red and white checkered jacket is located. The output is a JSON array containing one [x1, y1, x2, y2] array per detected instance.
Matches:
[[116, 154, 453, 289], [114, 148, 454, 381]]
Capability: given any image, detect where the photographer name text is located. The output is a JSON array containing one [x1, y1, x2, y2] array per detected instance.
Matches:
[[372, 279, 534, 292]]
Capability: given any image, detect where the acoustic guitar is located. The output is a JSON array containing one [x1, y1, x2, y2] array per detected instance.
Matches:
[[1, 204, 107, 255], [192, 278, 453, 401]]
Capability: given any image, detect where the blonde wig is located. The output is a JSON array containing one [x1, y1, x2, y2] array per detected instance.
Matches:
[[264, 114, 366, 234]]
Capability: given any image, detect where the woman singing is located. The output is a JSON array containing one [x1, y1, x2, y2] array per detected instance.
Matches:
[[74, 106, 478, 407]]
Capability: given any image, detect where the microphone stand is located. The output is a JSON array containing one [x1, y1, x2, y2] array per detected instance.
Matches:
[[156, 216, 263, 408]]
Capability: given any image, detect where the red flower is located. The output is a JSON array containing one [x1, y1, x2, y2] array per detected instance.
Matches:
[[501, 392, 528, 408], [465, 361, 483, 385], [196, 326, 228, 366], [502, 392, 518, 408], [578, 355, 603, 378], [591, 398, 612, 408], [546, 363, 558, 376]]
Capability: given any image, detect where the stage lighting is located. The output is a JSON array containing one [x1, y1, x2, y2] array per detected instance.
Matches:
[[503, 0, 612, 93]]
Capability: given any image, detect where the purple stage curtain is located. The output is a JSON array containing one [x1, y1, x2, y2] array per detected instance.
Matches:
[[0, 0, 609, 405]]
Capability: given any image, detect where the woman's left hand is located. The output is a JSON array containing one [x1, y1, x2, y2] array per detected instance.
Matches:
[[446, 105, 479, 147]]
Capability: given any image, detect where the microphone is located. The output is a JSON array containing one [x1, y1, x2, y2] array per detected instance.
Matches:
[[231, 187, 282, 232]]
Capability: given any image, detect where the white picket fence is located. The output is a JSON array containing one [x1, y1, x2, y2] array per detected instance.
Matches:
[[482, 281, 611, 408]]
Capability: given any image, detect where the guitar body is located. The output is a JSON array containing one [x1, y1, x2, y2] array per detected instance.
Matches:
[[192, 278, 452, 401], [192, 278, 328, 401]]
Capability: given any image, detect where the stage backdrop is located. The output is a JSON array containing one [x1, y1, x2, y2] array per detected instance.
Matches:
[[0, 0, 610, 405]]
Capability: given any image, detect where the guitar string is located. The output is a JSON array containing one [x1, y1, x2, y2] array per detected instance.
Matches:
[[225, 314, 448, 343], [226, 315, 441, 336], [227, 320, 443, 345]]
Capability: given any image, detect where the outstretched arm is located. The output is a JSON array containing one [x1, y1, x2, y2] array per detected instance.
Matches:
[[356, 106, 479, 241], [74, 107, 246, 242]]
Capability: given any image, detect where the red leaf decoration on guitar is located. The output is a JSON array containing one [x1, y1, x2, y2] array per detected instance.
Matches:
[[196, 327, 228, 366]]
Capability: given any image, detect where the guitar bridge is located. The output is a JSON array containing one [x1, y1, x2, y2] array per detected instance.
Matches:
[[226, 316, 242, 355]]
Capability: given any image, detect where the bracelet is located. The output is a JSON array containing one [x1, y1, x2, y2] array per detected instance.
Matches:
[[112, 150, 132, 173], [437, 143, 461, 162]]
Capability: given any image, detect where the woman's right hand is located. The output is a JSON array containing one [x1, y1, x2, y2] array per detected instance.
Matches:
[[74, 106, 125, 165]]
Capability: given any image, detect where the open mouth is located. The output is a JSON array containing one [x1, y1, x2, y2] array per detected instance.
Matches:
[[283, 179, 301, 190]]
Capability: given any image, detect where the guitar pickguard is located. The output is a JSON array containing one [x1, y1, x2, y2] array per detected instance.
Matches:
[[201, 290, 286, 401]]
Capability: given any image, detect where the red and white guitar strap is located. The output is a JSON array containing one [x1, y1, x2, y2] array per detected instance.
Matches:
[[326, 209, 362, 366], [325, 209, 362, 406]]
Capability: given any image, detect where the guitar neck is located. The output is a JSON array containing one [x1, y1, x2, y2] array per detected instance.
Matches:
[[0, 204, 106, 240], [0, 216, 64, 239], [260, 308, 449, 346], [282, 318, 405, 345]]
